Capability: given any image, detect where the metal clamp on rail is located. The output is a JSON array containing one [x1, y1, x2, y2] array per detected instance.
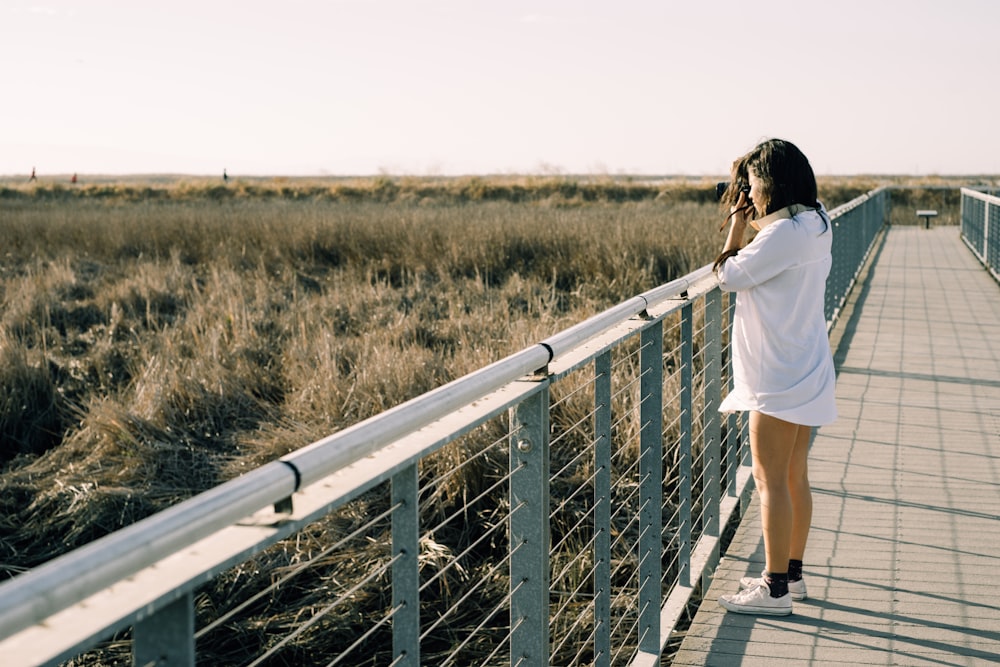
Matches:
[[525, 342, 555, 381], [274, 460, 303, 514], [634, 298, 656, 321]]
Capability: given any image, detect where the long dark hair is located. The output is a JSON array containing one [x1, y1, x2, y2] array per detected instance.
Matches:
[[714, 139, 822, 271], [741, 138, 819, 215]]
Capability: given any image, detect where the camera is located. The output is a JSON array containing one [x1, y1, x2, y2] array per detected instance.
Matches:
[[715, 181, 751, 201]]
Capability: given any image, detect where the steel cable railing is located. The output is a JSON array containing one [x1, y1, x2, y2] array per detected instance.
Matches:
[[260, 553, 402, 667], [961, 188, 1000, 281], [194, 500, 400, 641], [0, 189, 893, 666]]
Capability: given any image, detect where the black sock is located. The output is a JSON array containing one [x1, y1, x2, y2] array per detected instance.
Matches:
[[764, 571, 789, 598], [788, 559, 803, 582]]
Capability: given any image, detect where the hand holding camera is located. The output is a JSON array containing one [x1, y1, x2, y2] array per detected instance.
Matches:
[[715, 181, 751, 202], [716, 181, 753, 231]]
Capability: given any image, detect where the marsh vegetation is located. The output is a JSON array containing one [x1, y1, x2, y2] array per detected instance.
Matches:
[[0, 174, 977, 663]]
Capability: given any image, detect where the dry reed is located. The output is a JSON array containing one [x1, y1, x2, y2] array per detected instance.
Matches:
[[0, 175, 975, 664]]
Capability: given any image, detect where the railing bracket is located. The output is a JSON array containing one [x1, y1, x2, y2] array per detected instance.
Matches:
[[274, 460, 302, 514], [273, 496, 294, 515]]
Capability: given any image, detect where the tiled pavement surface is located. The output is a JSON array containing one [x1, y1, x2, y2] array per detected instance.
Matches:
[[672, 227, 1000, 666]]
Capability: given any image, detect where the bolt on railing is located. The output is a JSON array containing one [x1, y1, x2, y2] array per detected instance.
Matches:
[[0, 189, 891, 667]]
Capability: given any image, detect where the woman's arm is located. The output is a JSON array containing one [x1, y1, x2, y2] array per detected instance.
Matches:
[[714, 194, 751, 272], [722, 210, 749, 257]]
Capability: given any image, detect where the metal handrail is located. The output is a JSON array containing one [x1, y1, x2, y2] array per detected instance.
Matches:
[[0, 266, 715, 644], [0, 191, 896, 665], [961, 187, 1000, 281], [285, 265, 715, 489]]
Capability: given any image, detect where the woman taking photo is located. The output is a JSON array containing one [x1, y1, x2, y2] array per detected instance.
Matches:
[[713, 138, 837, 615]]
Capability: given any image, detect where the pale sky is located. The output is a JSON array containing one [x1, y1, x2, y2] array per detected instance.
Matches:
[[2, 0, 998, 177]]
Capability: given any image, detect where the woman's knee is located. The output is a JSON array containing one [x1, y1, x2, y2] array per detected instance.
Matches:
[[788, 469, 810, 499], [753, 461, 791, 496]]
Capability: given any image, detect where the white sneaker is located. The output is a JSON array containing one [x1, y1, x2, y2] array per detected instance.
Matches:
[[739, 571, 807, 601], [719, 581, 792, 615]]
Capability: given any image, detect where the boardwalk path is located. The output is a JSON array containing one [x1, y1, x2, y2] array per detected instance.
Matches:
[[673, 226, 1000, 666]]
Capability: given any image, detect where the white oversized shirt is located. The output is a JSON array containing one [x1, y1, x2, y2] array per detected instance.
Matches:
[[716, 204, 837, 426]]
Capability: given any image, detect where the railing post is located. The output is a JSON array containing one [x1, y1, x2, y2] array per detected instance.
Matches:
[[392, 464, 420, 666], [984, 196, 991, 266], [133, 591, 194, 667], [702, 289, 722, 591], [678, 304, 693, 589], [961, 190, 973, 254], [509, 385, 550, 667], [725, 295, 739, 495], [638, 322, 663, 655], [593, 352, 612, 667]]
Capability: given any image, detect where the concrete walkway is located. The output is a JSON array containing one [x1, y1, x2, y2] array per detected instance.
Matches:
[[672, 227, 1000, 666]]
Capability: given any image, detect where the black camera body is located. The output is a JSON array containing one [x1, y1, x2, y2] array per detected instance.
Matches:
[[715, 181, 751, 201]]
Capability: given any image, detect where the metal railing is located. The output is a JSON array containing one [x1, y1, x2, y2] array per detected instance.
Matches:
[[825, 187, 890, 328], [0, 190, 890, 667], [961, 188, 1000, 281]]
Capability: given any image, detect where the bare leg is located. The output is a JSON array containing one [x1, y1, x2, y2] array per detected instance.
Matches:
[[749, 411, 800, 575], [788, 425, 813, 562]]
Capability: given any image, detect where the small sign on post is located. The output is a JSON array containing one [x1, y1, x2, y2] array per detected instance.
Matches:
[[916, 209, 938, 229]]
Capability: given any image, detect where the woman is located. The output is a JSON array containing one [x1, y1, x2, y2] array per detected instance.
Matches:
[[713, 139, 837, 615]]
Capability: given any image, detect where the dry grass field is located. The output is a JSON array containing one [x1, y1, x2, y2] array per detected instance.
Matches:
[[0, 173, 988, 664]]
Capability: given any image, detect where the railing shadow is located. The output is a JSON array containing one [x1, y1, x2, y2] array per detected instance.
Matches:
[[831, 223, 887, 372]]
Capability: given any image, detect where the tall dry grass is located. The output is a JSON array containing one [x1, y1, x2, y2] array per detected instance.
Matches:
[[0, 175, 980, 663], [0, 188, 723, 574]]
